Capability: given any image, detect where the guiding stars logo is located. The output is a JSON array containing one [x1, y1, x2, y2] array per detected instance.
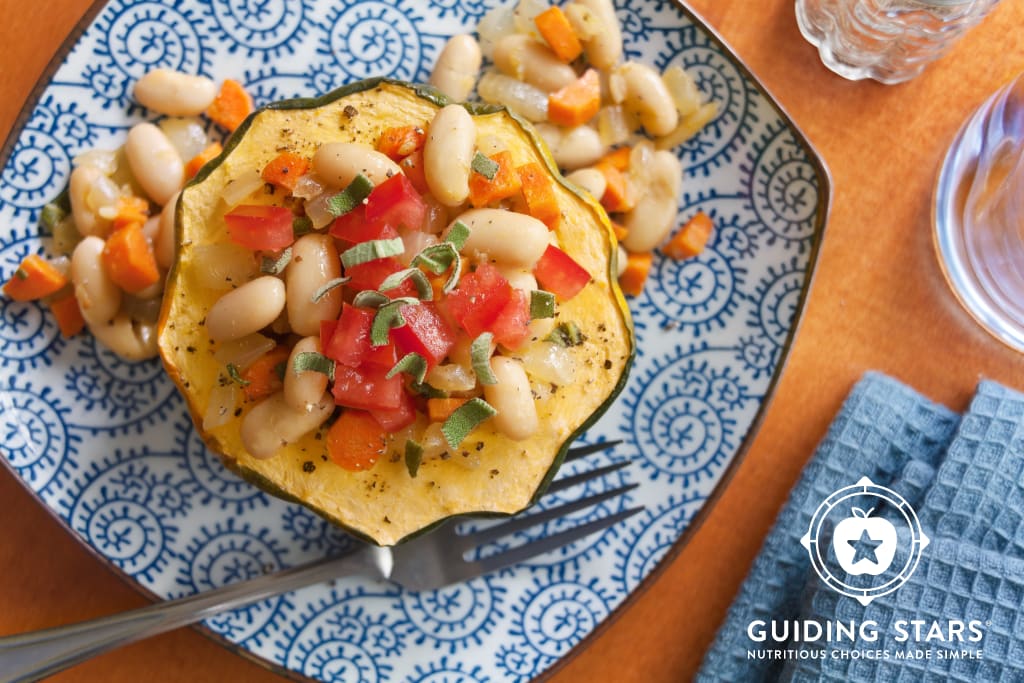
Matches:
[[801, 477, 929, 605]]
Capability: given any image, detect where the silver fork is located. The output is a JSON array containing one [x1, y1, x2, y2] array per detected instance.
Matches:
[[0, 441, 639, 683]]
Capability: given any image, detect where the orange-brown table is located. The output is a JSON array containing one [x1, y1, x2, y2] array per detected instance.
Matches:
[[3, 1, 1024, 680]]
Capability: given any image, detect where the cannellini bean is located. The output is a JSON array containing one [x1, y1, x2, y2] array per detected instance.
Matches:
[[449, 208, 549, 268], [205, 276, 286, 342], [125, 122, 185, 206], [476, 71, 548, 122], [313, 142, 399, 187], [622, 194, 679, 252], [134, 68, 217, 117], [429, 34, 482, 102], [68, 165, 115, 238], [552, 126, 606, 171], [492, 35, 576, 93], [566, 168, 607, 199], [500, 269, 539, 293], [284, 336, 329, 412], [240, 391, 334, 459], [617, 244, 628, 277], [155, 191, 178, 270], [70, 236, 121, 324], [426, 363, 477, 393], [88, 312, 159, 360], [619, 62, 679, 137], [424, 104, 476, 207], [285, 234, 342, 336], [575, 0, 623, 70], [484, 357, 538, 441]]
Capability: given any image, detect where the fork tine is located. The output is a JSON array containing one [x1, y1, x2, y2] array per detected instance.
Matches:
[[471, 506, 645, 575], [464, 482, 638, 547], [563, 439, 623, 462], [547, 459, 630, 495]]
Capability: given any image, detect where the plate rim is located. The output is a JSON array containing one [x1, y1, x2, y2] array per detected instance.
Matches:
[[0, 1, 833, 681]]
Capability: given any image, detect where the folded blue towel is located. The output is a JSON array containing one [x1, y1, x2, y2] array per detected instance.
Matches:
[[698, 373, 1024, 682]]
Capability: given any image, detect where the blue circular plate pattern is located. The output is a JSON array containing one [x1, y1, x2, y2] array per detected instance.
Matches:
[[0, 1, 829, 680]]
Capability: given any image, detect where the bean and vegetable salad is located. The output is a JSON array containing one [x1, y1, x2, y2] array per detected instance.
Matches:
[[4, 0, 715, 475]]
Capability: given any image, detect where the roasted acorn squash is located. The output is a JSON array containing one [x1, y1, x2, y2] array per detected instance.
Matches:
[[158, 78, 634, 545]]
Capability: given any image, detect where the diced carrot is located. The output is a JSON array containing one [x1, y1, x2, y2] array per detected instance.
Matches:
[[618, 251, 653, 297], [207, 79, 253, 132], [186, 142, 224, 179], [427, 397, 469, 423], [111, 195, 150, 232], [48, 292, 85, 337], [594, 162, 634, 213], [327, 409, 387, 472], [611, 220, 629, 241], [377, 125, 426, 160], [3, 254, 69, 302], [469, 151, 522, 207], [664, 211, 715, 260], [240, 345, 291, 402], [534, 6, 583, 62], [548, 68, 601, 127], [259, 150, 308, 191], [517, 162, 561, 229], [600, 146, 632, 171], [101, 223, 160, 294], [399, 149, 429, 195]]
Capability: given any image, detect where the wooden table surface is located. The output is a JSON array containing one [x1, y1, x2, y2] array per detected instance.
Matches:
[[2, 0, 1024, 681]]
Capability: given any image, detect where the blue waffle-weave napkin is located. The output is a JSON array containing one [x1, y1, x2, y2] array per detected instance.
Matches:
[[698, 372, 1024, 682]]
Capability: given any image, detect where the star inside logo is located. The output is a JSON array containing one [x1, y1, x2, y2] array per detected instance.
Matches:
[[848, 529, 883, 564]]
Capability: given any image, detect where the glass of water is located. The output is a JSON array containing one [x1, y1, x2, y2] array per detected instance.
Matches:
[[795, 0, 1003, 84], [934, 74, 1024, 351]]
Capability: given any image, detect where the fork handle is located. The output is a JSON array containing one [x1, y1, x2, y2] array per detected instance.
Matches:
[[0, 546, 390, 683]]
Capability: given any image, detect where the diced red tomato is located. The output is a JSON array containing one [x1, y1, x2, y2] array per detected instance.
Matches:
[[532, 244, 591, 301], [444, 262, 513, 337], [344, 257, 418, 297], [332, 362, 404, 411], [328, 205, 399, 245], [370, 389, 417, 431], [324, 304, 373, 368], [224, 204, 294, 251], [391, 302, 456, 369], [490, 289, 531, 349], [364, 338, 398, 368], [399, 150, 429, 194], [364, 173, 426, 232]]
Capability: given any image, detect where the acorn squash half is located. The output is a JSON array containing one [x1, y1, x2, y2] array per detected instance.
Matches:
[[158, 78, 634, 545]]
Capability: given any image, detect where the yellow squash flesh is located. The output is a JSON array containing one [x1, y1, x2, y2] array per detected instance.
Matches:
[[158, 79, 633, 545]]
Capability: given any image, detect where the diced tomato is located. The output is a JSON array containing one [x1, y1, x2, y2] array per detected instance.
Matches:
[[345, 257, 419, 298], [532, 244, 591, 301], [399, 150, 429, 194], [224, 204, 294, 251], [391, 302, 456, 369], [364, 173, 426, 232], [444, 262, 513, 337], [370, 389, 417, 431], [490, 289, 531, 349], [328, 205, 399, 245], [324, 304, 373, 368], [332, 362, 404, 411], [364, 339, 398, 368]]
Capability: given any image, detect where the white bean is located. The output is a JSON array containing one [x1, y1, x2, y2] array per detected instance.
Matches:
[[476, 71, 549, 122], [430, 35, 482, 102], [285, 234, 343, 336], [134, 68, 217, 117], [88, 312, 159, 360], [241, 391, 334, 460], [68, 165, 115, 238], [499, 269, 539, 293], [575, 0, 623, 69], [493, 35, 576, 93], [622, 194, 679, 252], [551, 126, 606, 171], [156, 191, 179, 270], [425, 363, 477, 393], [424, 105, 476, 207], [449, 208, 549, 268], [313, 142, 399, 188], [619, 62, 679, 137], [617, 244, 628, 277], [484, 357, 538, 441], [70, 236, 121, 324], [566, 168, 607, 199], [206, 276, 286, 342], [125, 122, 185, 206], [284, 336, 329, 412]]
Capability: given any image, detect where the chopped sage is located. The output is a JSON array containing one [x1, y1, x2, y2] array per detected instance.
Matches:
[[39, 203, 67, 233], [379, 267, 433, 300], [311, 276, 350, 303], [411, 242, 461, 293], [471, 152, 499, 180], [546, 321, 586, 347], [13, 268, 27, 281], [260, 247, 292, 275], [352, 290, 392, 309], [387, 352, 428, 385], [405, 439, 424, 478], [326, 173, 374, 217], [340, 237, 404, 269], [441, 398, 497, 449], [293, 351, 335, 380], [446, 220, 470, 250], [226, 363, 250, 387], [530, 290, 556, 319], [371, 299, 416, 346], [470, 332, 497, 385], [292, 216, 315, 236], [409, 381, 448, 399]]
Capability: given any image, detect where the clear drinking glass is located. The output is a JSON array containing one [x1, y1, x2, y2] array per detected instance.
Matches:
[[795, 0, 1002, 84], [934, 74, 1024, 351]]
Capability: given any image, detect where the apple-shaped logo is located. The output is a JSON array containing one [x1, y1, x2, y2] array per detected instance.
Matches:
[[831, 506, 898, 576]]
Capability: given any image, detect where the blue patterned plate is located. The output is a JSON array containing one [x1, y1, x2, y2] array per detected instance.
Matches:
[[0, 1, 828, 680]]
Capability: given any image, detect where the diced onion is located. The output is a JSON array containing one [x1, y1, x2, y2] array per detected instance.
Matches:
[[159, 117, 209, 163], [73, 149, 118, 174], [477, 71, 548, 122], [190, 242, 257, 290], [655, 102, 719, 150], [399, 230, 439, 265], [513, 0, 548, 37], [88, 174, 123, 219], [291, 173, 325, 200], [597, 106, 635, 147], [221, 169, 265, 208], [203, 382, 239, 430], [517, 341, 575, 385], [662, 65, 702, 118], [213, 332, 276, 369], [304, 192, 337, 230], [477, 2, 516, 58], [426, 363, 478, 393]]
